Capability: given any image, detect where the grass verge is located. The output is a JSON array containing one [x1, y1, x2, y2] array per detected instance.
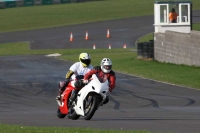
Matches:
[[0, 123, 162, 133], [0, 0, 200, 32]]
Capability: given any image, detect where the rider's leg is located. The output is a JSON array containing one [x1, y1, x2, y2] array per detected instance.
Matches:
[[69, 89, 78, 102], [56, 81, 70, 100], [69, 80, 84, 102]]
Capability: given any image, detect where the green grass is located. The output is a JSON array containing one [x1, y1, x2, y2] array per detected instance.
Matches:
[[137, 33, 154, 43], [0, 124, 161, 133], [193, 23, 200, 30], [0, 0, 200, 32]]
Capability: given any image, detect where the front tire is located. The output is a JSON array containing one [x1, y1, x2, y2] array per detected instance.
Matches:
[[67, 104, 80, 120], [57, 108, 66, 118], [84, 95, 99, 120]]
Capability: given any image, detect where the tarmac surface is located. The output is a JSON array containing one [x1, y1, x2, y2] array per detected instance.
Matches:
[[0, 10, 200, 133]]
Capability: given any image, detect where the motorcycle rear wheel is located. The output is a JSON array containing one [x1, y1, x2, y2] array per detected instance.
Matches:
[[84, 95, 99, 120], [57, 108, 66, 118]]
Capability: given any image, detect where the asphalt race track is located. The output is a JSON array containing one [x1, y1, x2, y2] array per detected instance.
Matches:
[[0, 10, 200, 133]]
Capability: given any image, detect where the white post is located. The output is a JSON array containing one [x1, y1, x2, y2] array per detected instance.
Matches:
[[164, 9, 166, 23]]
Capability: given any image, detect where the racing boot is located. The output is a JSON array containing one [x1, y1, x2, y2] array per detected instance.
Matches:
[[103, 96, 109, 104], [56, 95, 61, 100], [69, 89, 78, 103]]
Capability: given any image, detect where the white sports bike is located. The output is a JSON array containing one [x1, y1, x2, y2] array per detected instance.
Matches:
[[67, 73, 110, 120]]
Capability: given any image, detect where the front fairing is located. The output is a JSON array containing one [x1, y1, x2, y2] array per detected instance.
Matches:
[[74, 74, 109, 116]]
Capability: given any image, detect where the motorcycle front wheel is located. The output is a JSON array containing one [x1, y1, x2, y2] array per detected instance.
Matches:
[[84, 94, 99, 120], [67, 104, 80, 120]]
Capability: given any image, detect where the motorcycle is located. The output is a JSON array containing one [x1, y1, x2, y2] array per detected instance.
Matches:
[[56, 73, 110, 120]]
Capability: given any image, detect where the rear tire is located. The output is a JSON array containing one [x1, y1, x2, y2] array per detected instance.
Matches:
[[84, 95, 99, 120], [57, 108, 66, 118]]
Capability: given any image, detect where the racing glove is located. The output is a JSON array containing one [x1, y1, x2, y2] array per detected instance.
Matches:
[[74, 80, 84, 88], [109, 87, 112, 92], [83, 79, 89, 84]]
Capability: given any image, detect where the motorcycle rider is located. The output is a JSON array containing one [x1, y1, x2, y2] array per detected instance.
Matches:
[[56, 53, 93, 100], [70, 58, 116, 104]]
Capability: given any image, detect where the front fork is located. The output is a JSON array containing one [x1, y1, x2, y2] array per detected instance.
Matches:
[[99, 93, 108, 106]]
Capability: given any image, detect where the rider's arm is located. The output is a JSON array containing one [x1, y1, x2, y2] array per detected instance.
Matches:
[[108, 71, 116, 92], [84, 69, 98, 80], [65, 70, 74, 79], [83, 66, 100, 80], [66, 62, 79, 79]]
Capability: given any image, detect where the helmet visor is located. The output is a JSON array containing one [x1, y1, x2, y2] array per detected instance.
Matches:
[[103, 65, 112, 70], [80, 59, 91, 66]]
